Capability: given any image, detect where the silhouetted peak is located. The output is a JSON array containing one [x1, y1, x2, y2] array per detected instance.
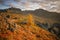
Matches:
[[7, 7, 21, 11], [35, 9, 51, 13]]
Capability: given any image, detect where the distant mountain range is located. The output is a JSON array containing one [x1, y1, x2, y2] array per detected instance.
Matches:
[[0, 7, 60, 22]]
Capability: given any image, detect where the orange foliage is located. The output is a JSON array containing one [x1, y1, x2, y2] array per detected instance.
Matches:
[[0, 13, 59, 40], [27, 14, 35, 26]]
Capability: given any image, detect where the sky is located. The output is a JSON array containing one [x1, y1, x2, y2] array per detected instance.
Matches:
[[0, 0, 60, 12]]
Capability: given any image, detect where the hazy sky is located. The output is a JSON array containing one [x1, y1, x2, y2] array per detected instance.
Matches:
[[0, 0, 60, 12]]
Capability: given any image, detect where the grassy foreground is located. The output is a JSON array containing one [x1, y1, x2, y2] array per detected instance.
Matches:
[[0, 13, 60, 40]]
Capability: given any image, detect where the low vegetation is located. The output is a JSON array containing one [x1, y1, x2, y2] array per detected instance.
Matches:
[[0, 12, 60, 40]]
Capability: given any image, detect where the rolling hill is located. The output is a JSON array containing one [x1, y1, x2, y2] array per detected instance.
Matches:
[[0, 13, 60, 40], [0, 8, 60, 38]]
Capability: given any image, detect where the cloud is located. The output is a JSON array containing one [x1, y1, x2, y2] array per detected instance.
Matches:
[[26, 0, 60, 12], [0, 0, 60, 12], [0, 0, 4, 4], [14, 0, 21, 2]]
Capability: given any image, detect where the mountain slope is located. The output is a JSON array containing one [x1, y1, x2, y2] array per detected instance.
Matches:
[[0, 8, 60, 38], [0, 13, 60, 40]]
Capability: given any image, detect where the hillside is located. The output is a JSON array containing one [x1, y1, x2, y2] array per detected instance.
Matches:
[[22, 9, 60, 22], [0, 8, 60, 38], [0, 13, 60, 40]]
